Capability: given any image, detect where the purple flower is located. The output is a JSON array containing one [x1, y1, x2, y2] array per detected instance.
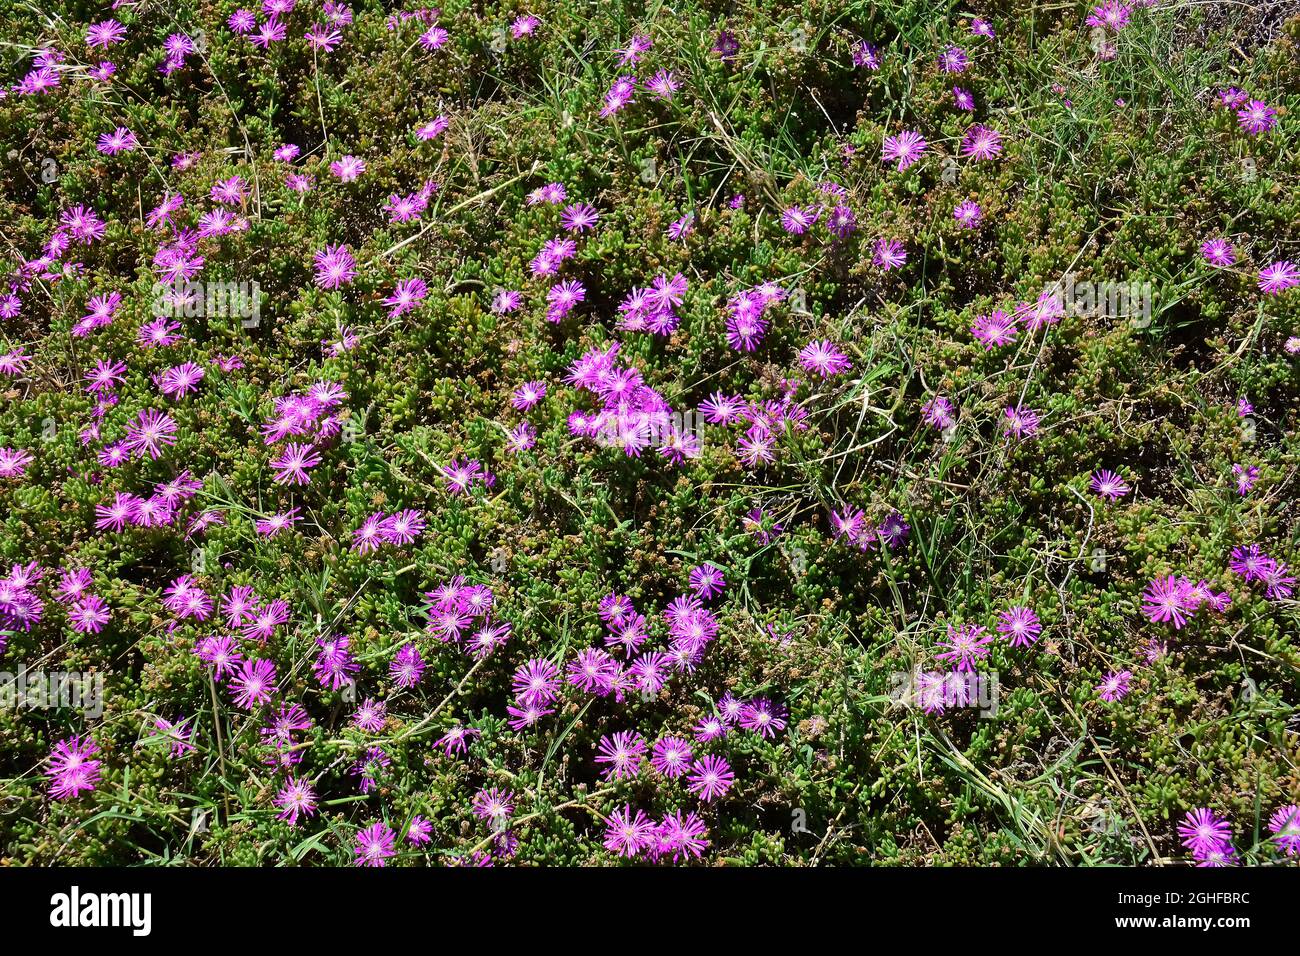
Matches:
[[1090, 469, 1130, 500], [604, 805, 656, 857], [230, 658, 277, 710], [1177, 808, 1232, 857], [996, 607, 1041, 647], [686, 754, 735, 802], [275, 776, 317, 825], [354, 822, 397, 866], [882, 130, 927, 171], [596, 730, 646, 780], [1267, 805, 1300, 856], [313, 244, 357, 289], [1096, 669, 1132, 702], [936, 623, 991, 671], [47, 735, 101, 800]]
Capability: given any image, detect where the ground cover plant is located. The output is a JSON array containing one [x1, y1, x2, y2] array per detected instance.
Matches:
[[0, 0, 1298, 867]]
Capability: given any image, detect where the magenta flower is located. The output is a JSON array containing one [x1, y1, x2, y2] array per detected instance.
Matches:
[[275, 776, 317, 825], [47, 734, 101, 800], [1002, 405, 1041, 440], [1141, 574, 1194, 629], [353, 822, 397, 866], [230, 658, 277, 710], [739, 698, 787, 738], [124, 409, 178, 460], [1236, 99, 1277, 135], [936, 623, 992, 671], [960, 124, 1003, 161], [329, 155, 366, 181], [996, 607, 1041, 647], [1267, 805, 1300, 856], [798, 340, 852, 377], [1201, 238, 1235, 268], [1258, 261, 1299, 295], [604, 804, 656, 857], [313, 244, 357, 289], [596, 730, 646, 780], [882, 130, 928, 171], [1177, 808, 1232, 857], [1096, 669, 1132, 702], [1090, 469, 1130, 500], [686, 754, 735, 802]]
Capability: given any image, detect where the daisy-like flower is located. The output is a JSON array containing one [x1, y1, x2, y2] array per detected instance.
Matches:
[[650, 737, 694, 778], [230, 658, 276, 710], [851, 39, 880, 69], [560, 202, 600, 232], [646, 70, 680, 100], [0, 447, 32, 478], [1201, 238, 1235, 268], [353, 822, 396, 866], [882, 130, 928, 171], [381, 509, 425, 545], [1090, 469, 1130, 500], [936, 623, 992, 671], [352, 698, 387, 733], [600, 75, 636, 116], [938, 45, 967, 72], [97, 127, 139, 155], [604, 804, 656, 857], [382, 278, 427, 318], [873, 238, 908, 270], [436, 723, 481, 756], [511, 15, 540, 39], [953, 199, 982, 227], [275, 776, 317, 825], [1258, 261, 1299, 295], [595, 730, 646, 780], [1232, 463, 1259, 496], [270, 442, 321, 486], [124, 409, 178, 460], [686, 754, 735, 802], [922, 396, 956, 430], [1141, 574, 1194, 629], [86, 20, 127, 48], [971, 309, 1018, 348], [512, 380, 547, 410], [472, 787, 515, 827], [798, 340, 852, 377], [419, 25, 449, 51], [68, 594, 110, 634], [1236, 99, 1277, 135], [329, 155, 366, 181], [655, 810, 710, 861], [1002, 405, 1041, 440], [960, 124, 1003, 161], [313, 244, 357, 289], [996, 607, 1041, 647], [1177, 808, 1232, 856], [952, 87, 975, 111], [47, 735, 101, 800], [1096, 669, 1132, 702], [1086, 1, 1132, 31], [512, 658, 561, 707], [689, 564, 726, 599], [1267, 805, 1300, 856], [739, 698, 787, 738], [780, 205, 819, 235]]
